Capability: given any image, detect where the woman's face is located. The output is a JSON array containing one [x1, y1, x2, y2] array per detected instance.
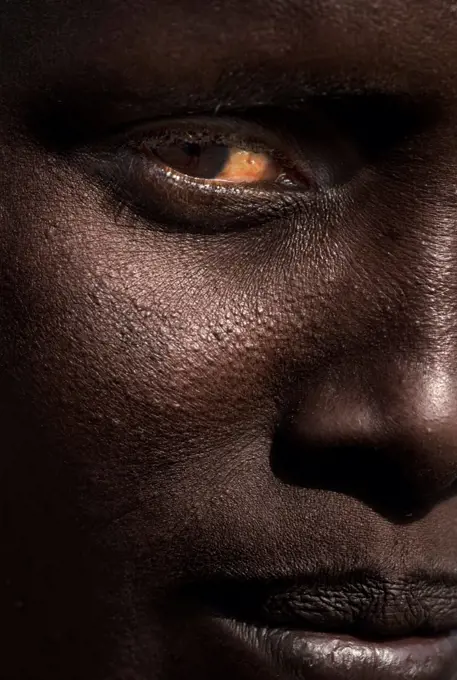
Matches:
[[3, 1, 457, 679]]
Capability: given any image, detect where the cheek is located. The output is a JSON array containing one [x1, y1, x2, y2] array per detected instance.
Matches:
[[0, 201, 296, 584], [1, 187, 272, 446], [38, 234, 283, 445], [2, 181, 300, 442], [0, 162, 364, 475]]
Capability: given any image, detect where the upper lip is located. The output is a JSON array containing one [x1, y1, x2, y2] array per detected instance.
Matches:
[[199, 571, 457, 638]]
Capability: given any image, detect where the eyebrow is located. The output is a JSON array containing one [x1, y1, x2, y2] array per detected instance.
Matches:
[[28, 61, 427, 151], [7, 0, 454, 153]]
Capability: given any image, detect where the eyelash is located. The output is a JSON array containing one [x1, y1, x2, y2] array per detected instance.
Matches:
[[86, 116, 323, 234]]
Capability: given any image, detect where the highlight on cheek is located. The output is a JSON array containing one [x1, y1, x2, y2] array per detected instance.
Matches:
[[152, 141, 281, 184]]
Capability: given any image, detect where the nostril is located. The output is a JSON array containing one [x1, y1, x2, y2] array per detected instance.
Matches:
[[270, 424, 457, 524], [273, 360, 457, 523]]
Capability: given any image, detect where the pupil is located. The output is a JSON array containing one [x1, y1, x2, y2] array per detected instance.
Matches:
[[183, 143, 201, 161], [192, 145, 230, 179]]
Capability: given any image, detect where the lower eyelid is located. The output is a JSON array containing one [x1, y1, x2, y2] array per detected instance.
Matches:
[[154, 165, 303, 199], [143, 147, 304, 190]]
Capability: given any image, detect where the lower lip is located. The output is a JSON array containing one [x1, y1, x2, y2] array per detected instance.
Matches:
[[215, 619, 457, 680]]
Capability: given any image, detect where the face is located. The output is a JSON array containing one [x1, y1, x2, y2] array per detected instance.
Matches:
[[2, 1, 457, 679]]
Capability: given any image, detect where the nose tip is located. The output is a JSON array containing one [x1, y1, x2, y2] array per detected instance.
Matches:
[[272, 361, 457, 520], [385, 362, 457, 504]]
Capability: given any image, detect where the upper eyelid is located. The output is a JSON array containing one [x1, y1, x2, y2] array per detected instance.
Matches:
[[114, 115, 289, 157]]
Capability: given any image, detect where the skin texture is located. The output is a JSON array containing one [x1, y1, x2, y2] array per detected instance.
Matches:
[[3, 0, 457, 678]]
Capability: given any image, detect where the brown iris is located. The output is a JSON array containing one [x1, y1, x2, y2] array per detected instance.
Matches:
[[154, 142, 281, 183]]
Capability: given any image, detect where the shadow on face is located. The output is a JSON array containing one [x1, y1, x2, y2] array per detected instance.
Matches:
[[2, 1, 457, 679]]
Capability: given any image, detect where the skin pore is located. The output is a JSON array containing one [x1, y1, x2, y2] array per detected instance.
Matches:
[[3, 0, 457, 678]]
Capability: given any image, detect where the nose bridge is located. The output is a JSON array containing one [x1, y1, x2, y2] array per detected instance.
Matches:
[[363, 203, 457, 503], [409, 210, 457, 343], [392, 227, 457, 383]]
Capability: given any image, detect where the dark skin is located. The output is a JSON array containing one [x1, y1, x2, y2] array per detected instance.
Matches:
[[3, 0, 457, 678]]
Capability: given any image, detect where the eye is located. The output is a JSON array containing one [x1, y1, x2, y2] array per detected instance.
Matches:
[[151, 142, 282, 184], [87, 115, 324, 233]]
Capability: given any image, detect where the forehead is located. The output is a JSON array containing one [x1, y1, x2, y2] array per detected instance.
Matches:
[[2, 0, 457, 102]]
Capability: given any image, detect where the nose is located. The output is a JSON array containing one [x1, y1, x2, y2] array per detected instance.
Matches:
[[272, 355, 457, 520], [269, 140, 457, 521]]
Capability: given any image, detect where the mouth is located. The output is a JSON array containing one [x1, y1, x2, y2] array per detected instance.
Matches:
[[217, 622, 457, 680], [195, 572, 457, 680]]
